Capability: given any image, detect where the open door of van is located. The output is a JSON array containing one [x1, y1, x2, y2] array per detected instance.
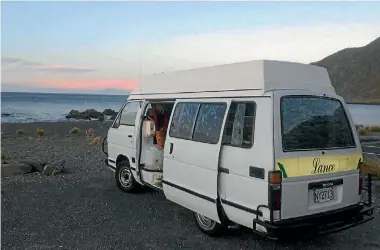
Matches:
[[135, 100, 151, 184], [163, 99, 230, 223]]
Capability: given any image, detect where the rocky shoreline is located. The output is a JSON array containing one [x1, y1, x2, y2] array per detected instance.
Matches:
[[65, 108, 118, 121], [1, 108, 120, 123]]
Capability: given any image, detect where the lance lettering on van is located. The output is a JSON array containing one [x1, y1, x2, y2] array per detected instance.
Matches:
[[311, 158, 335, 174]]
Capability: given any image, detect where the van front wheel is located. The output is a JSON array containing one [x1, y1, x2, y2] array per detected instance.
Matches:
[[115, 160, 137, 193], [194, 212, 224, 236]]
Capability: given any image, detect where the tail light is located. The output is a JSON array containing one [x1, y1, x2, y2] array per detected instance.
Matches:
[[358, 161, 364, 173], [268, 171, 282, 219]]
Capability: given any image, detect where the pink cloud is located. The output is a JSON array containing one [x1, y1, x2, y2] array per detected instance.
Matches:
[[38, 79, 137, 90]]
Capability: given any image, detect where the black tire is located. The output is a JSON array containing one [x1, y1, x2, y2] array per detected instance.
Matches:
[[115, 160, 138, 193], [194, 212, 225, 237], [102, 136, 108, 156]]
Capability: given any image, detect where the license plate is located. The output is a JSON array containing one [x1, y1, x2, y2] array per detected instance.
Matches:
[[314, 187, 334, 203]]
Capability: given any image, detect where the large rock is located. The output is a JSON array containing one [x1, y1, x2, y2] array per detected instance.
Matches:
[[66, 109, 81, 119], [19, 160, 46, 172], [1, 163, 33, 177], [41, 160, 66, 176], [102, 109, 117, 122], [83, 109, 103, 120], [41, 165, 55, 176], [66, 109, 104, 120], [102, 109, 117, 116]]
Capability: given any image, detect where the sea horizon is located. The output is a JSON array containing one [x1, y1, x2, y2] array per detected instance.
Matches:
[[1, 90, 129, 97], [1, 91, 380, 125]]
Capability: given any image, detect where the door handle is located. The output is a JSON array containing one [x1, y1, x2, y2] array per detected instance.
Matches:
[[249, 166, 264, 179], [169, 143, 174, 154], [219, 167, 230, 174], [128, 135, 133, 138]]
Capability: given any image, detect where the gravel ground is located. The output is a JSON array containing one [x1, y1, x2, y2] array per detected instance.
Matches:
[[1, 122, 380, 249]]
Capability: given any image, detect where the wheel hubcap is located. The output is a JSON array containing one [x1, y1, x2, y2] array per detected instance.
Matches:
[[119, 167, 132, 187], [196, 213, 215, 229]]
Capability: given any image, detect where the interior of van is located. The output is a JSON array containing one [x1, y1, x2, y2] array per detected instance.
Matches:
[[138, 100, 175, 189]]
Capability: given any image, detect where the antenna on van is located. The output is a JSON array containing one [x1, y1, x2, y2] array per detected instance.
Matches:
[[139, 45, 143, 95]]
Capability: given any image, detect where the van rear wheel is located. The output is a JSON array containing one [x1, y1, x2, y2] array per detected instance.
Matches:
[[115, 160, 138, 193], [194, 212, 225, 236]]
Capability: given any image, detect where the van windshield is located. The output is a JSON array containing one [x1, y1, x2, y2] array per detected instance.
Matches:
[[281, 96, 356, 151]]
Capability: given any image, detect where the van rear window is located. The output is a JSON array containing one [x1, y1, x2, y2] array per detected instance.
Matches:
[[281, 96, 355, 151]]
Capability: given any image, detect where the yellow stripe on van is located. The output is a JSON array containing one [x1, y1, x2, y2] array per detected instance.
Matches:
[[276, 153, 362, 178]]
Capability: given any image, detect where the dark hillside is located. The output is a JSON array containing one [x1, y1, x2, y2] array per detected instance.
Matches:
[[312, 37, 380, 103]]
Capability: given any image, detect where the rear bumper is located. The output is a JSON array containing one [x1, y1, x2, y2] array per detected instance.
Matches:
[[253, 202, 374, 240], [253, 172, 376, 240]]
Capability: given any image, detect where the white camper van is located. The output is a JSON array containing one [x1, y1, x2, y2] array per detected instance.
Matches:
[[103, 60, 374, 239]]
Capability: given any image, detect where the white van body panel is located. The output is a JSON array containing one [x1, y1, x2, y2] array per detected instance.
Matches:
[[218, 96, 274, 228], [129, 60, 335, 100], [163, 98, 231, 223], [107, 100, 143, 182], [273, 90, 362, 220], [279, 171, 360, 220]]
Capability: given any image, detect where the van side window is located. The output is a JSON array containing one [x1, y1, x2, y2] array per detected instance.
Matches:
[[119, 101, 140, 126], [169, 103, 199, 139], [222, 102, 256, 148], [193, 103, 227, 144], [169, 102, 227, 144]]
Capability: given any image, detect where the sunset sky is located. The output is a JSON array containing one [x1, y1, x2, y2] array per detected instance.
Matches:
[[1, 1, 380, 94]]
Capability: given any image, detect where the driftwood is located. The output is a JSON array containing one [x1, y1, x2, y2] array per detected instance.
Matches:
[[1, 160, 66, 177]]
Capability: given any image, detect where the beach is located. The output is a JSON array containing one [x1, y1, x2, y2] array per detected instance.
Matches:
[[2, 1, 380, 248], [1, 120, 380, 249]]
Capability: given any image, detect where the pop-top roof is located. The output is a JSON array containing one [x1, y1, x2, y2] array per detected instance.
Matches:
[[129, 60, 335, 98]]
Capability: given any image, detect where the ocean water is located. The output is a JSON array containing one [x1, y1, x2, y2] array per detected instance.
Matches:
[[347, 103, 380, 126], [1, 92, 127, 123], [1, 92, 380, 125]]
